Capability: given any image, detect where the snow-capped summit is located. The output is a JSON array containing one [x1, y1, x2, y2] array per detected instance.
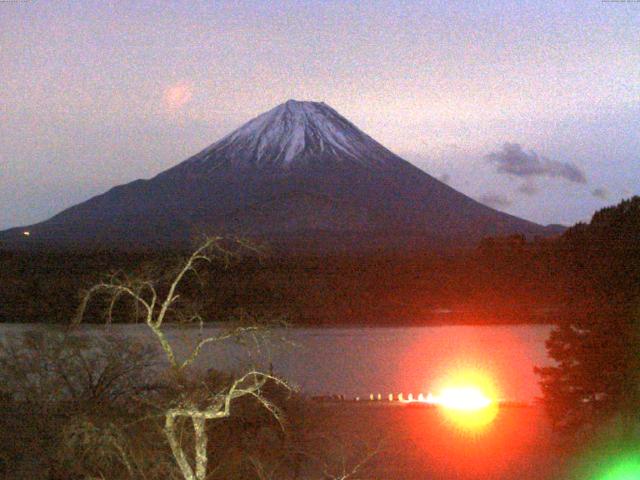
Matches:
[[0, 100, 560, 250], [179, 99, 405, 173]]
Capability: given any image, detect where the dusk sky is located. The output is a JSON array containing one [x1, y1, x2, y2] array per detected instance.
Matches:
[[1, 0, 638, 230]]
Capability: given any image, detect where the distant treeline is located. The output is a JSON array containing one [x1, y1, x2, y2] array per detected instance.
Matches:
[[0, 231, 570, 325]]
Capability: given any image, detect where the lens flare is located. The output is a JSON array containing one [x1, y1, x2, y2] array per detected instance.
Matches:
[[600, 459, 640, 479], [590, 455, 640, 480], [434, 368, 499, 430]]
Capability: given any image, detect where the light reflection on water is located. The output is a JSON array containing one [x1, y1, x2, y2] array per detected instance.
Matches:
[[0, 324, 553, 402]]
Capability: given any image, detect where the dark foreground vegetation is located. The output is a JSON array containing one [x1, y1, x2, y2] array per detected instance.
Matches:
[[538, 197, 640, 436], [0, 329, 385, 480]]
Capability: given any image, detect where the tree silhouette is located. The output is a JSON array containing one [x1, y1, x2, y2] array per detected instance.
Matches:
[[536, 197, 640, 433]]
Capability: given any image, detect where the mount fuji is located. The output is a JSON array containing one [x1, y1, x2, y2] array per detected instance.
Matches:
[[1, 100, 560, 251]]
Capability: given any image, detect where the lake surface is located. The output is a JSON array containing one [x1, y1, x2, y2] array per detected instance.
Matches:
[[0, 324, 553, 402]]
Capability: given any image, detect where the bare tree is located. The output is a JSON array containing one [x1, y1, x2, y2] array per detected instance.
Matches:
[[247, 435, 382, 480], [76, 237, 291, 480], [308, 435, 382, 480], [0, 329, 159, 407], [0, 329, 162, 479]]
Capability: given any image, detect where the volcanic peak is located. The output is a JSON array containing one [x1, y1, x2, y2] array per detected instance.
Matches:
[[183, 99, 403, 172]]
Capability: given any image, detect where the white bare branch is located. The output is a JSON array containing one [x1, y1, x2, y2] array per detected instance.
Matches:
[[76, 236, 291, 480]]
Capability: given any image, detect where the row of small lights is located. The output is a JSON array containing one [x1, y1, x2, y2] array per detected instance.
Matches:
[[356, 392, 437, 403]]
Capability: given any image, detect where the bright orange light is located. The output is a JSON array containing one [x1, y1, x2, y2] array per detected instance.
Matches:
[[434, 368, 499, 430], [439, 386, 492, 411]]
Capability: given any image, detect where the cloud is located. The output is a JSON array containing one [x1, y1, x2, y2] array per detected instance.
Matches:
[[486, 143, 587, 184], [439, 173, 451, 184], [591, 187, 609, 200], [478, 193, 512, 209], [517, 181, 539, 196]]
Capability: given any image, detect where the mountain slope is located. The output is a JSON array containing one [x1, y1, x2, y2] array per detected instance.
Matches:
[[0, 100, 558, 251]]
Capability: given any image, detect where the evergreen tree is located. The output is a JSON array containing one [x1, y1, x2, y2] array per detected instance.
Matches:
[[537, 197, 640, 433]]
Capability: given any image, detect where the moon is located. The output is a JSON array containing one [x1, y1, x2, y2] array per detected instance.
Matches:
[[163, 82, 193, 111]]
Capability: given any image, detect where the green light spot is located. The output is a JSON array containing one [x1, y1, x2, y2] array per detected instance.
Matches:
[[598, 457, 640, 480]]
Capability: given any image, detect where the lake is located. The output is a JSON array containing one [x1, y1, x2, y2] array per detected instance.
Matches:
[[0, 324, 553, 403]]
